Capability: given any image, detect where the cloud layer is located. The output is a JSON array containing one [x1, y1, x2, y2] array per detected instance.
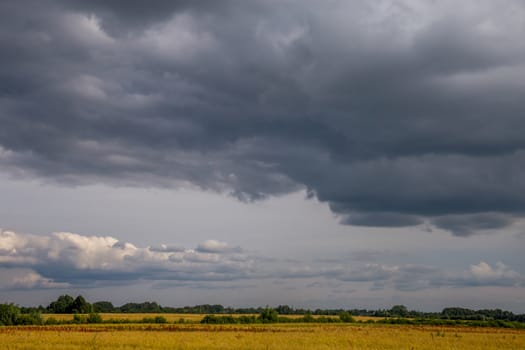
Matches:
[[1, 229, 522, 291], [1, 1, 525, 234], [0, 230, 254, 286]]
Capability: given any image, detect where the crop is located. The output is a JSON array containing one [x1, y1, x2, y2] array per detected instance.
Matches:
[[0, 323, 524, 349]]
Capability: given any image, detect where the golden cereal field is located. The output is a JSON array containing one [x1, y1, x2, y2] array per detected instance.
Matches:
[[42, 312, 207, 322], [40, 313, 379, 323], [1, 323, 524, 350]]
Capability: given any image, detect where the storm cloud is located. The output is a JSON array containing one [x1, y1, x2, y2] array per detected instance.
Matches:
[[1, 0, 525, 235]]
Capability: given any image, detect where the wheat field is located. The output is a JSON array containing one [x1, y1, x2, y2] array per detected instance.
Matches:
[[42, 312, 206, 322], [40, 313, 380, 323], [1, 323, 523, 349]]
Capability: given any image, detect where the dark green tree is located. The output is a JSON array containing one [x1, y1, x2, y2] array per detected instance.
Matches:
[[47, 295, 74, 313], [70, 295, 92, 314], [276, 305, 293, 315], [0, 304, 20, 326], [390, 305, 409, 318], [92, 301, 115, 313], [119, 301, 161, 313]]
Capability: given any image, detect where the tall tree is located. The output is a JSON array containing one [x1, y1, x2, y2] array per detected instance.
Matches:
[[70, 295, 92, 314], [47, 295, 74, 313]]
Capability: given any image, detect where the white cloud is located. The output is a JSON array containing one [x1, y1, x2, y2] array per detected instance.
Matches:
[[9, 271, 69, 290], [470, 261, 521, 282], [196, 240, 240, 253], [0, 229, 254, 286], [314, 261, 524, 291]]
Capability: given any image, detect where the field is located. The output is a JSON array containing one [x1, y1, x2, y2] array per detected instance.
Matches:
[[40, 313, 381, 323], [1, 322, 524, 349], [42, 312, 206, 323]]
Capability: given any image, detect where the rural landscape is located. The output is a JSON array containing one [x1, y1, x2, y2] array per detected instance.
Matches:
[[1, 295, 525, 349], [2, 0, 525, 348]]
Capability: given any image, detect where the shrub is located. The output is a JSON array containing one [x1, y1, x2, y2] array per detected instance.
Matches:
[[45, 317, 59, 325], [301, 312, 315, 323], [0, 304, 20, 326], [201, 315, 218, 324], [339, 311, 355, 323], [259, 308, 278, 323], [72, 313, 86, 324], [141, 316, 167, 324], [238, 315, 257, 324], [87, 313, 103, 324], [16, 313, 43, 325], [154, 316, 167, 324]]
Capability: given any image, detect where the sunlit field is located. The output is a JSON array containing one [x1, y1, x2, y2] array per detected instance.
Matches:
[[40, 313, 381, 323], [42, 313, 206, 323], [1, 323, 523, 350]]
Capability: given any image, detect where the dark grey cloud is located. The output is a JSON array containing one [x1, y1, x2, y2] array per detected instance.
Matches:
[[431, 213, 514, 237], [1, 0, 525, 235], [56, 0, 235, 33]]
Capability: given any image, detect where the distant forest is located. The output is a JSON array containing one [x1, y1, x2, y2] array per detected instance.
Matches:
[[12, 294, 525, 323]]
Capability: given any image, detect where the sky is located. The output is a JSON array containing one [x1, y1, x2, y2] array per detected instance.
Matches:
[[0, 0, 524, 312]]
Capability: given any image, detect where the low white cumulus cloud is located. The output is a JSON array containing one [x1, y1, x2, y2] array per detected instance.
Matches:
[[469, 261, 522, 285], [9, 270, 69, 290], [1, 229, 523, 293], [280, 261, 524, 291], [0, 229, 255, 287]]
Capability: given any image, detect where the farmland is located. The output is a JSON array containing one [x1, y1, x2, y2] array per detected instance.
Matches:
[[40, 313, 379, 323], [2, 301, 524, 349], [42, 312, 206, 323], [1, 323, 524, 349]]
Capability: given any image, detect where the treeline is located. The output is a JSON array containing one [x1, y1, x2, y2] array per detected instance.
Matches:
[[343, 305, 525, 323], [377, 317, 525, 329], [0, 303, 171, 326], [7, 294, 525, 324], [21, 295, 165, 314], [201, 309, 355, 324]]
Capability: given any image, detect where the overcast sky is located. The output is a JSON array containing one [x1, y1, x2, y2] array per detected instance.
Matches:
[[1, 0, 524, 312]]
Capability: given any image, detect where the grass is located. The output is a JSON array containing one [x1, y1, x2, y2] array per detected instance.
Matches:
[[0, 323, 523, 349]]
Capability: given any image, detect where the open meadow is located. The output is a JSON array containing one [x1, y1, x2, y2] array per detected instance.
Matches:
[[1, 323, 524, 350]]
